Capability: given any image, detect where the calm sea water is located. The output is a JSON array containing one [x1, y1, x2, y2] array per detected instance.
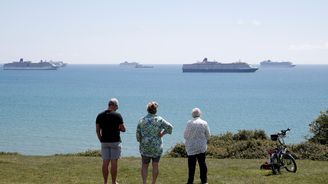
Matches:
[[0, 64, 327, 156]]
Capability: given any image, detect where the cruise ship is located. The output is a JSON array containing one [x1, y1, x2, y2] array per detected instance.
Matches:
[[3, 58, 59, 70], [49, 61, 67, 68], [119, 61, 138, 67], [260, 60, 295, 68], [135, 64, 154, 68], [182, 58, 258, 72]]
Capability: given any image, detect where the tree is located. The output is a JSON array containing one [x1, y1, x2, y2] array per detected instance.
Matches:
[[309, 110, 328, 145]]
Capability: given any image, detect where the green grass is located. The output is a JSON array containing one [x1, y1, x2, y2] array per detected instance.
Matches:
[[1, 154, 328, 184]]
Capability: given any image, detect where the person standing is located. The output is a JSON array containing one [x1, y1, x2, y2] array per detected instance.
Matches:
[[96, 98, 126, 184], [184, 108, 211, 184], [136, 101, 173, 184]]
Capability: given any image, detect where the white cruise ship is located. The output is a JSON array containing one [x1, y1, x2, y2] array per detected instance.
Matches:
[[260, 60, 295, 68], [182, 58, 258, 73], [3, 58, 59, 70]]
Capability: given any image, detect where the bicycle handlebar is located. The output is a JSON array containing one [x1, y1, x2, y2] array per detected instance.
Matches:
[[278, 128, 291, 136]]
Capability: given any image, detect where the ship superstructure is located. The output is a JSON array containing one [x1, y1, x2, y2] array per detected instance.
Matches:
[[3, 58, 59, 70], [182, 58, 258, 72], [119, 61, 138, 67], [260, 60, 295, 68]]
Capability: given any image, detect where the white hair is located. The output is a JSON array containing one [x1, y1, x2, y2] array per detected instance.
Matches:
[[108, 98, 119, 107], [192, 108, 201, 118]]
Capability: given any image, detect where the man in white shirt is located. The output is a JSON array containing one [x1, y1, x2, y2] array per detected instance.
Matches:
[[184, 108, 211, 184]]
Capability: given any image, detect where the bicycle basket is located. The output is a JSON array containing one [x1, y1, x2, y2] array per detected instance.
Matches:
[[270, 134, 278, 141]]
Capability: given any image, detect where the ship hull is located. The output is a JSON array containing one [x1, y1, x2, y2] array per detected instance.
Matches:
[[3, 66, 58, 70], [135, 65, 154, 68], [260, 64, 295, 68], [182, 68, 258, 73], [182, 59, 258, 73], [3, 60, 59, 70]]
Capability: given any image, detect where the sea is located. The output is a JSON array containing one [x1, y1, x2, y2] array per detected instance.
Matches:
[[0, 64, 327, 156]]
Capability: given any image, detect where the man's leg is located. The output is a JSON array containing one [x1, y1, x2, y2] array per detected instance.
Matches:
[[110, 159, 118, 184], [102, 160, 110, 184], [151, 161, 159, 184], [141, 162, 149, 184], [197, 153, 208, 184], [187, 155, 197, 184]]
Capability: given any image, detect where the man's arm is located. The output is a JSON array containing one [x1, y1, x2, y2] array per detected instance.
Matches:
[[96, 123, 102, 142], [119, 123, 126, 132], [184, 123, 191, 140], [205, 123, 211, 141], [117, 113, 126, 132], [136, 123, 141, 142]]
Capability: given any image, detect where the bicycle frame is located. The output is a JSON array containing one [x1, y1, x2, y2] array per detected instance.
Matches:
[[269, 128, 297, 174]]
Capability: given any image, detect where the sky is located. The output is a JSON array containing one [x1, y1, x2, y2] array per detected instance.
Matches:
[[0, 0, 327, 64]]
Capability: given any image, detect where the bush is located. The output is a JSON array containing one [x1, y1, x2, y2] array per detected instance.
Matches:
[[207, 145, 228, 159], [168, 143, 187, 158], [253, 129, 268, 140], [169, 129, 272, 159], [168, 129, 328, 160], [0, 152, 19, 155], [226, 140, 272, 159], [309, 110, 328, 145], [290, 142, 328, 160], [75, 150, 101, 157], [213, 132, 234, 142], [55, 150, 101, 157], [233, 130, 253, 141], [233, 129, 268, 141]]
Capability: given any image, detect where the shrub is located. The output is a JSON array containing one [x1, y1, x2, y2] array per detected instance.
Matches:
[[168, 129, 272, 159], [168, 129, 328, 160], [0, 152, 19, 155], [207, 145, 228, 159], [76, 150, 101, 157], [208, 135, 232, 147], [233, 129, 268, 141], [233, 130, 254, 141], [168, 143, 187, 158], [55, 150, 101, 157], [215, 132, 234, 141], [253, 129, 268, 140], [290, 142, 328, 160], [309, 110, 328, 145], [226, 140, 270, 159]]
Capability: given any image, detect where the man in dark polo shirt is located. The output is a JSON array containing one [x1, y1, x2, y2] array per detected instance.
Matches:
[[96, 98, 126, 184]]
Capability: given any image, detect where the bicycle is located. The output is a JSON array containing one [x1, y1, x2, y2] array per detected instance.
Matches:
[[269, 128, 297, 174]]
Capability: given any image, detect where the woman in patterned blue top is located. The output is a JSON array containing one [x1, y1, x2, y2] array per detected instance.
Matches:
[[136, 101, 173, 184]]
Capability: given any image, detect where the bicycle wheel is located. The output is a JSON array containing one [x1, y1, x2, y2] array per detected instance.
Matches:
[[282, 154, 297, 173], [270, 154, 280, 175]]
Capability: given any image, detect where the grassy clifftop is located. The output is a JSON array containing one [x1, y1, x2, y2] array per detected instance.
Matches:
[[1, 154, 328, 184]]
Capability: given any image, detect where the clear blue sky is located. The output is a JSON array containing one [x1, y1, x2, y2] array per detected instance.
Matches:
[[1, 0, 327, 64]]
